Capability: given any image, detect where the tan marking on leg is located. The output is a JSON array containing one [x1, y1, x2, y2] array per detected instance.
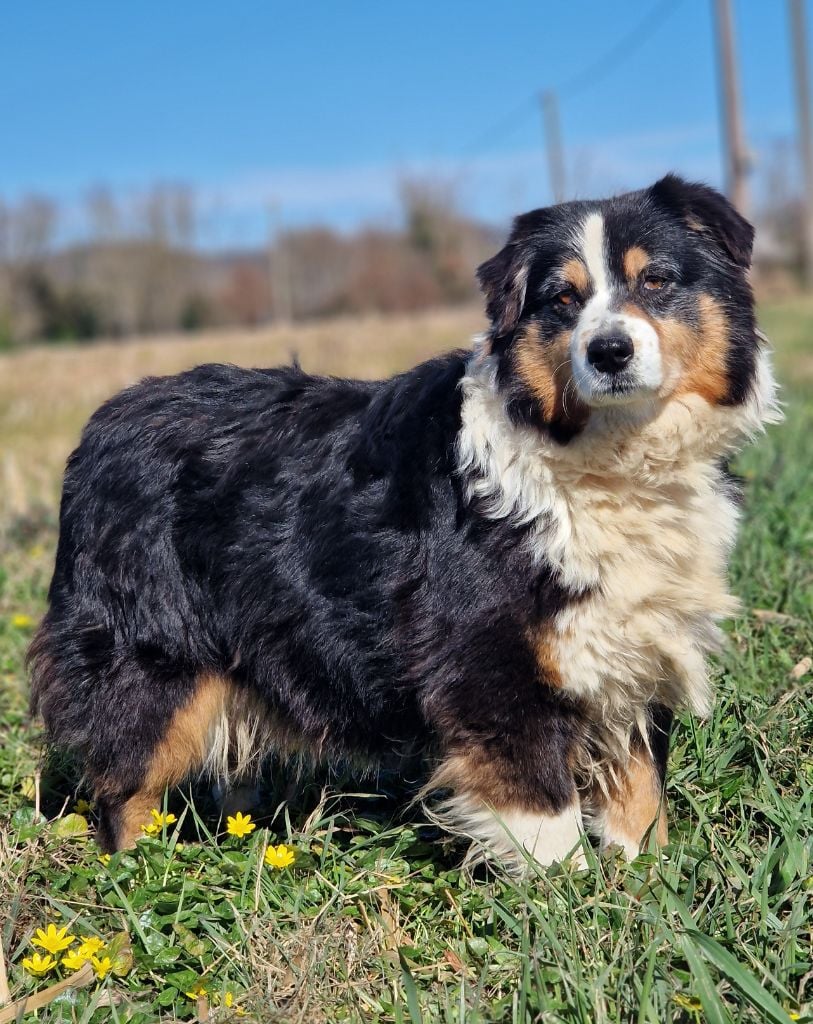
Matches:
[[99, 674, 295, 849], [430, 749, 527, 810], [101, 675, 230, 847], [424, 749, 585, 870], [622, 246, 649, 285], [596, 750, 667, 858]]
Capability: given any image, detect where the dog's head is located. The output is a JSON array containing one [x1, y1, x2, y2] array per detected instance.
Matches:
[[478, 175, 760, 441]]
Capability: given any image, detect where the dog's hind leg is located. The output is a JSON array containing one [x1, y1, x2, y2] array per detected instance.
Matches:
[[30, 621, 224, 851], [94, 673, 233, 851]]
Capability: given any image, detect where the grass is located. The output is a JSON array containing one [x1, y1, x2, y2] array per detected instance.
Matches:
[[0, 302, 811, 1022]]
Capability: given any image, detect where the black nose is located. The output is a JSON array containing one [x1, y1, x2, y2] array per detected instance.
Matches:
[[586, 333, 634, 374]]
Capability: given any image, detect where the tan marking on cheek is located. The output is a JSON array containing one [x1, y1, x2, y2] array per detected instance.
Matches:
[[652, 317, 698, 386], [660, 294, 730, 404], [561, 258, 589, 294], [602, 752, 668, 851], [622, 246, 649, 285], [149, 675, 231, 785], [515, 330, 558, 421], [514, 324, 590, 431]]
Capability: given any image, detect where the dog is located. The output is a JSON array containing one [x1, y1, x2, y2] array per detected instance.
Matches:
[[29, 175, 779, 866]]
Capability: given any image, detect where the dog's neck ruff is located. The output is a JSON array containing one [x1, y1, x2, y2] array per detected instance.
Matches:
[[457, 342, 780, 725]]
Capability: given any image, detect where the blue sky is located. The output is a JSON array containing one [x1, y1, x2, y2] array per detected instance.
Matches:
[[0, 1, 800, 245]]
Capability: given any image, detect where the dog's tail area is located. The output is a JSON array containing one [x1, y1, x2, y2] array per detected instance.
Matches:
[[27, 613, 53, 719], [27, 609, 107, 743]]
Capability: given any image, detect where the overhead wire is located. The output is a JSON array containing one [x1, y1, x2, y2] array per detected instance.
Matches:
[[458, 0, 685, 163]]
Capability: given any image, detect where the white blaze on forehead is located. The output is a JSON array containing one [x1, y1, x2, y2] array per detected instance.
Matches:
[[577, 212, 613, 336], [580, 212, 609, 295], [571, 209, 664, 398]]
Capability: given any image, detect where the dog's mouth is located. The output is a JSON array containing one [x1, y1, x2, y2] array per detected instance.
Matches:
[[572, 365, 659, 407]]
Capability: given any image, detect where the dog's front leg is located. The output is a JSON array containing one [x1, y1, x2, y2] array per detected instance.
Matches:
[[424, 683, 587, 871], [587, 703, 672, 859]]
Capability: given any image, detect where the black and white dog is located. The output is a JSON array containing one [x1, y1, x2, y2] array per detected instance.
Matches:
[[30, 175, 779, 865]]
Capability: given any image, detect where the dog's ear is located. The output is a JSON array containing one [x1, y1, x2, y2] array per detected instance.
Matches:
[[477, 242, 529, 337], [650, 174, 754, 268]]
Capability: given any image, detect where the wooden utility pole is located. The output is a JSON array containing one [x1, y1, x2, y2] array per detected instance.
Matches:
[[712, 0, 750, 212], [789, 0, 813, 287], [540, 91, 566, 204]]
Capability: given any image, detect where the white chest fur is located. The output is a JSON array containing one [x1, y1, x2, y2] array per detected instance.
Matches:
[[547, 459, 738, 720], [457, 349, 779, 728]]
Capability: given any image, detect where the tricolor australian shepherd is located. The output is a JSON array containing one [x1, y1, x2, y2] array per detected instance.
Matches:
[[30, 176, 779, 867]]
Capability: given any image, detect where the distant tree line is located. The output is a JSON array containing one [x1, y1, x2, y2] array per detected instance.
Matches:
[[0, 165, 803, 348], [0, 181, 498, 348]]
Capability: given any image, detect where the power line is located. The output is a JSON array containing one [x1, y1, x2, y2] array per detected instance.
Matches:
[[558, 0, 683, 98], [460, 95, 537, 158], [459, 0, 684, 162]]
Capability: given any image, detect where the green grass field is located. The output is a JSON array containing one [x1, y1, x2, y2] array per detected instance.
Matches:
[[0, 303, 811, 1022]]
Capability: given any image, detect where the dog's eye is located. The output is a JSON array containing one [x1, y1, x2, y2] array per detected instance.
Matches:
[[554, 288, 578, 307], [643, 275, 668, 291]]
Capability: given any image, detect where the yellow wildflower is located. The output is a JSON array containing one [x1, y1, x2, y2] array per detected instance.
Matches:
[[91, 955, 112, 980], [98, 853, 112, 864], [185, 983, 208, 999], [264, 843, 295, 869], [74, 798, 93, 815], [77, 937, 106, 958], [141, 808, 177, 836], [224, 991, 248, 1015], [61, 949, 89, 971], [31, 923, 76, 954], [149, 808, 177, 828], [12, 613, 33, 629], [22, 952, 57, 976], [226, 812, 256, 838]]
